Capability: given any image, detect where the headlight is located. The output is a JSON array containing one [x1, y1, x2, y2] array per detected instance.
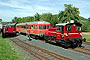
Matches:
[[66, 33, 68, 37]]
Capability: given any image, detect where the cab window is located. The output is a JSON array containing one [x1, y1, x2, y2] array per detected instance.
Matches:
[[76, 26, 81, 31], [56, 26, 62, 31], [66, 25, 71, 31]]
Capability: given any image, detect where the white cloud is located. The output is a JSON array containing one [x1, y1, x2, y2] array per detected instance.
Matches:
[[34, 5, 54, 11], [0, 1, 33, 10], [0, 0, 90, 22], [38, 0, 49, 2]]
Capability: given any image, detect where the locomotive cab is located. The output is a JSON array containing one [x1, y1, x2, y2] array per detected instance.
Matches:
[[1, 23, 17, 38]]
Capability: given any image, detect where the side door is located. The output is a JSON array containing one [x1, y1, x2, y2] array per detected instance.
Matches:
[[56, 26, 62, 40]]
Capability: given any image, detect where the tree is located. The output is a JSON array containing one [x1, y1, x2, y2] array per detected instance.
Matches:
[[40, 13, 52, 22], [58, 4, 80, 23], [0, 19, 2, 22], [12, 17, 22, 23], [50, 15, 58, 27], [88, 17, 90, 21], [34, 13, 40, 21]]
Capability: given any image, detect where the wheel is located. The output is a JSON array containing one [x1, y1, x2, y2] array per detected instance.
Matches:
[[65, 42, 71, 48], [1, 33, 6, 38], [56, 42, 60, 46], [35, 36, 38, 40], [71, 42, 78, 48], [44, 36, 49, 43], [78, 41, 82, 47]]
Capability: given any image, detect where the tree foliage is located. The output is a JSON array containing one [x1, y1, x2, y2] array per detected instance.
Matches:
[[58, 4, 80, 23], [0, 19, 2, 22], [34, 13, 40, 21], [88, 17, 90, 21]]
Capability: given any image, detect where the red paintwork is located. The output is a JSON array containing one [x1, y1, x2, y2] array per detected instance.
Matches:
[[48, 28, 56, 36], [3, 26, 16, 33], [16, 24, 51, 36], [48, 23, 82, 40], [64, 24, 82, 40]]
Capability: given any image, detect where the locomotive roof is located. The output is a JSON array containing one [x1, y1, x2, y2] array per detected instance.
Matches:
[[4, 23, 17, 27], [17, 21, 50, 25], [7, 23, 16, 26], [56, 23, 82, 26]]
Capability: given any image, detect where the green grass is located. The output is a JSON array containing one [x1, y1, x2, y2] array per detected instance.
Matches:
[[0, 37, 21, 60], [83, 34, 90, 42]]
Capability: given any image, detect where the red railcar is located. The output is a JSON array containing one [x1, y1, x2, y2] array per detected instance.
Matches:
[[16, 21, 51, 39], [44, 22, 86, 48], [1, 23, 17, 38]]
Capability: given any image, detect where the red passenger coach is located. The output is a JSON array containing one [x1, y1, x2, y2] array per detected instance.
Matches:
[[44, 22, 86, 48], [16, 21, 51, 38], [1, 23, 17, 38]]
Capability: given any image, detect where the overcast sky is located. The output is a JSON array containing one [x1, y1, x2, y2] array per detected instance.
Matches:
[[0, 0, 90, 22]]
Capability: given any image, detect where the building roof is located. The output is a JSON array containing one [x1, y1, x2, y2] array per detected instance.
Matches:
[[17, 21, 50, 25]]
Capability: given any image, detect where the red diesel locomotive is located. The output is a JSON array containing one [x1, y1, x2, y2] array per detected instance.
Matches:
[[16, 21, 51, 39], [44, 22, 86, 48], [1, 23, 17, 38]]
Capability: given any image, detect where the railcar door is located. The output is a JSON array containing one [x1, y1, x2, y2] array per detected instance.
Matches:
[[56, 26, 64, 40]]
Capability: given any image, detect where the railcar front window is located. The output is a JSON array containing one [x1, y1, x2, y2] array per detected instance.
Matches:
[[76, 26, 81, 31], [47, 25, 50, 29], [36, 25, 37, 29], [31, 26, 33, 29], [66, 25, 71, 31], [29, 26, 31, 29], [43, 25, 46, 29], [39, 25, 43, 29]]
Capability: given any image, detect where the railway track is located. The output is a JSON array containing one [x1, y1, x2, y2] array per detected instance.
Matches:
[[69, 47, 90, 56], [8, 37, 72, 60], [29, 37, 90, 56], [83, 42, 90, 45], [36, 38, 90, 56]]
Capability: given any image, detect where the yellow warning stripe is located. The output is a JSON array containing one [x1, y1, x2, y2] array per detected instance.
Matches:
[[64, 33, 79, 35], [48, 31, 56, 33], [57, 33, 61, 34], [48, 31, 79, 35], [69, 33, 79, 34]]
